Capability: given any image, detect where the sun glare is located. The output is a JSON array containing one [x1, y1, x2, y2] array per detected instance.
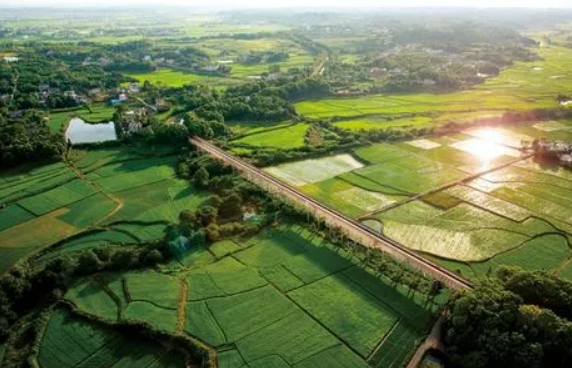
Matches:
[[450, 135, 521, 164], [469, 128, 505, 146]]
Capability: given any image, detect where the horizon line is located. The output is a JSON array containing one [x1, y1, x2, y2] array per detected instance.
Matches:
[[1, 5, 572, 9]]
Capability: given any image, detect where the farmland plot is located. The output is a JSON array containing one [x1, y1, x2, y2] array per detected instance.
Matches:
[[125, 272, 181, 309], [353, 143, 411, 164], [264, 154, 364, 186], [0, 208, 77, 274], [405, 139, 442, 150], [471, 234, 570, 277], [334, 187, 400, 212], [65, 278, 119, 321], [38, 309, 184, 368], [375, 198, 565, 262], [0, 163, 75, 205], [301, 178, 405, 217], [349, 161, 464, 194], [17, 180, 96, 216], [232, 124, 309, 149], [368, 322, 422, 368], [334, 116, 433, 131], [124, 301, 178, 333], [289, 275, 400, 357], [0, 205, 35, 232], [445, 185, 530, 221]]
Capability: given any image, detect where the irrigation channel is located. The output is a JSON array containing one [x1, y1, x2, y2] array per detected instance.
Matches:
[[190, 136, 473, 291]]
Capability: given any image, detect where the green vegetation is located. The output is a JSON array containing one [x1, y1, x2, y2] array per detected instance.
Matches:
[[289, 275, 399, 356], [232, 123, 309, 149], [61, 223, 437, 368], [127, 69, 241, 89], [444, 268, 572, 368], [38, 310, 185, 368]]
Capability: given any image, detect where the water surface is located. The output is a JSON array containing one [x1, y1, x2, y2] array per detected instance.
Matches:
[[65, 117, 117, 144]]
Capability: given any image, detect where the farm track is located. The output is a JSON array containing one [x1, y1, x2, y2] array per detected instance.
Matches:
[[64, 157, 124, 225], [405, 314, 445, 368], [176, 278, 189, 335], [191, 137, 472, 290]]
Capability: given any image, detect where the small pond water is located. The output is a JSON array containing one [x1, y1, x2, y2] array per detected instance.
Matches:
[[65, 117, 117, 144]]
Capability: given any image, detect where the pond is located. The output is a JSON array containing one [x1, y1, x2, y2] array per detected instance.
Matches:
[[65, 117, 117, 144]]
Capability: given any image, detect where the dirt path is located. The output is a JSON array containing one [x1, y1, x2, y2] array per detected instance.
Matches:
[[176, 278, 189, 335], [9, 68, 19, 106], [405, 314, 445, 368]]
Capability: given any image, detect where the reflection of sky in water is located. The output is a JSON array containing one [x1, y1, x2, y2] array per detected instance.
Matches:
[[451, 138, 511, 161], [65, 117, 117, 144], [465, 127, 531, 149], [450, 130, 521, 172]]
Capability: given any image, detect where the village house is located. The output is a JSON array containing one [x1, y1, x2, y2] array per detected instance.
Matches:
[[266, 72, 281, 81], [64, 90, 78, 99], [88, 88, 101, 96], [423, 79, 437, 86], [202, 65, 219, 73], [127, 83, 140, 94]]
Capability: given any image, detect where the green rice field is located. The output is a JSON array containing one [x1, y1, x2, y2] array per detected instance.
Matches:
[[37, 309, 185, 368], [231, 123, 310, 150], [264, 125, 572, 280], [0, 146, 205, 274], [127, 69, 242, 88], [63, 224, 439, 368]]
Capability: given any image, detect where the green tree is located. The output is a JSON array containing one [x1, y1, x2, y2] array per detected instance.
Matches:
[[193, 167, 210, 189], [219, 192, 243, 219], [199, 206, 218, 226]]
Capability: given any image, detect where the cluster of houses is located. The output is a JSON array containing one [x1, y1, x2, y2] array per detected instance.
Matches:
[[527, 138, 572, 167], [121, 108, 147, 134]]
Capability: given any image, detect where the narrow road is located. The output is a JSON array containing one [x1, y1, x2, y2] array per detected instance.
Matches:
[[311, 55, 329, 78], [176, 278, 189, 335], [406, 314, 445, 368], [190, 137, 472, 290], [9, 68, 19, 106]]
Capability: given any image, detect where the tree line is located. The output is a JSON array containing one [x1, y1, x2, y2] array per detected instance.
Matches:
[[0, 111, 65, 168], [445, 267, 572, 368]]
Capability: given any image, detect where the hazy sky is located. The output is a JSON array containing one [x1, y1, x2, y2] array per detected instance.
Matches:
[[1, 0, 571, 8]]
